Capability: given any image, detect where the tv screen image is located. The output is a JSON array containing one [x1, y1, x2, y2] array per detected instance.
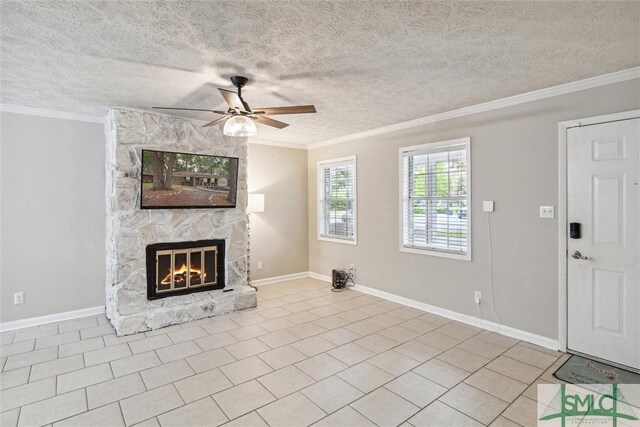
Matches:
[[140, 149, 239, 209]]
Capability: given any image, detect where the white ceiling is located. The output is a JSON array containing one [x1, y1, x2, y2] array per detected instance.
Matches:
[[1, 1, 638, 146]]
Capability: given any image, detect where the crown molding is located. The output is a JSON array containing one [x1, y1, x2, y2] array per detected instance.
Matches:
[[308, 67, 640, 150], [0, 104, 106, 123]]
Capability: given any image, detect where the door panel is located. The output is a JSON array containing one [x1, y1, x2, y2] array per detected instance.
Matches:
[[592, 269, 624, 334], [567, 118, 639, 369], [592, 174, 623, 245]]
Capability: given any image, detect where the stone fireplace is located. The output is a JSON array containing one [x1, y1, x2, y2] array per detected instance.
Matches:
[[105, 108, 256, 336]]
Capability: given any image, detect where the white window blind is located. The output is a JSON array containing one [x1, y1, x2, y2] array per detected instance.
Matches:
[[318, 157, 356, 243], [401, 138, 470, 258]]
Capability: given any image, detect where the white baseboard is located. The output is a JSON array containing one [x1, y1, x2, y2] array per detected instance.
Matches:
[[251, 272, 311, 286], [1, 274, 559, 351], [0, 306, 106, 332], [309, 272, 330, 282], [308, 272, 559, 351]]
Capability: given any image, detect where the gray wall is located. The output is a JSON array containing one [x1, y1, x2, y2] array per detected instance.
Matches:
[[0, 112, 310, 323], [248, 143, 309, 280], [308, 79, 640, 340], [1, 112, 106, 322]]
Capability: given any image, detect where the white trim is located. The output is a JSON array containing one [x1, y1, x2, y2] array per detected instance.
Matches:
[[251, 272, 310, 286], [557, 109, 640, 353], [398, 246, 470, 260], [317, 156, 358, 168], [317, 155, 358, 245], [317, 236, 358, 246], [247, 138, 307, 150], [309, 67, 640, 150], [309, 272, 559, 350], [398, 137, 472, 261], [309, 271, 330, 282], [0, 104, 106, 123], [0, 306, 106, 332], [558, 122, 569, 353]]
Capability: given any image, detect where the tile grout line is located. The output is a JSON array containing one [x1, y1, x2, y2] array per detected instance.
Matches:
[[438, 399, 493, 426], [300, 313, 548, 426], [490, 355, 565, 426], [156, 291, 387, 423], [439, 340, 559, 426], [26, 364, 33, 384], [334, 334, 513, 426], [1, 282, 564, 427], [306, 337, 472, 427], [254, 410, 270, 426], [206, 324, 430, 424]]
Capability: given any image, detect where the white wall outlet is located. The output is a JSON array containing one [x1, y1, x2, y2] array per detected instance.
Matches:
[[539, 206, 555, 219], [482, 201, 495, 212], [349, 264, 355, 272], [14, 292, 24, 305], [257, 261, 263, 270], [474, 291, 482, 305]]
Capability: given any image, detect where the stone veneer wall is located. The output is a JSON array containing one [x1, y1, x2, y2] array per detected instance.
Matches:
[[105, 108, 256, 336]]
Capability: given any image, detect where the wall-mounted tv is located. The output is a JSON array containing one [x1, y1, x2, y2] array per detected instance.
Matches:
[[140, 149, 239, 209]]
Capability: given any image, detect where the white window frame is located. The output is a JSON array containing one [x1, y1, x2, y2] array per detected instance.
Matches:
[[317, 156, 357, 245], [399, 137, 471, 261]]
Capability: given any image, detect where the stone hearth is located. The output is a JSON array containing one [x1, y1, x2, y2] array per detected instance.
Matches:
[[105, 108, 256, 336]]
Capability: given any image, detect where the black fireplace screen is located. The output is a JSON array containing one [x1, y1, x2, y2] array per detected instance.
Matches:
[[146, 239, 225, 300]]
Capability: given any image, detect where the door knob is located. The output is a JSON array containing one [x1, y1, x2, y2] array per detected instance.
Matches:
[[571, 251, 589, 260]]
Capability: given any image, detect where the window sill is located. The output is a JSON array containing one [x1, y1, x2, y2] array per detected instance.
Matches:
[[318, 236, 358, 246], [400, 245, 471, 261]]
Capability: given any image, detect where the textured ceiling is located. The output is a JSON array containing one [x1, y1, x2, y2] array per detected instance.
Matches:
[[1, 1, 639, 146]]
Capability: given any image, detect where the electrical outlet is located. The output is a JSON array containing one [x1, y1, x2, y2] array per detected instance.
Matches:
[[482, 201, 495, 212], [349, 264, 355, 272], [257, 261, 263, 270], [474, 291, 482, 305], [14, 292, 24, 305], [539, 206, 554, 219]]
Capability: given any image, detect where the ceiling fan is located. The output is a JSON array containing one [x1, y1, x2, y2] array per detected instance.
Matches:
[[153, 76, 316, 137]]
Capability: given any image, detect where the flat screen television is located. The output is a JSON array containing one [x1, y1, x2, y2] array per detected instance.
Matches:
[[140, 149, 239, 209]]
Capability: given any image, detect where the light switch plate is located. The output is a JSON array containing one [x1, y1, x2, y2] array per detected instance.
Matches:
[[482, 201, 495, 212], [539, 206, 554, 218]]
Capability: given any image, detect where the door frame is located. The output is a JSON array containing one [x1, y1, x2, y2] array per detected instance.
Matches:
[[557, 109, 640, 352]]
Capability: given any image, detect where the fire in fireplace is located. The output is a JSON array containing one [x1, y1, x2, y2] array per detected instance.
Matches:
[[146, 239, 225, 299]]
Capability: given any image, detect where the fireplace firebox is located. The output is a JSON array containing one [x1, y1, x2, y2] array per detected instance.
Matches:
[[146, 239, 225, 300]]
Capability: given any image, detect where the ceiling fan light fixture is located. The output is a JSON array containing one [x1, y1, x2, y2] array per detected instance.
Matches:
[[154, 75, 316, 135], [223, 115, 257, 137]]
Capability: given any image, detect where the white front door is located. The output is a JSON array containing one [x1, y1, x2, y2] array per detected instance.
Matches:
[[567, 117, 640, 370]]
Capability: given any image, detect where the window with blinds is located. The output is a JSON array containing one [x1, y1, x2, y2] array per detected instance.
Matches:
[[318, 156, 357, 244], [401, 138, 470, 260]]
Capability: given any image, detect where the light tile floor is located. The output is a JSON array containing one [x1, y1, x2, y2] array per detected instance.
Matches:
[[0, 278, 569, 426]]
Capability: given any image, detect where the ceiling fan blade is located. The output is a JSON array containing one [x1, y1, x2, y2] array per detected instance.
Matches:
[[252, 105, 316, 115], [153, 107, 226, 114], [218, 88, 248, 112], [254, 116, 289, 129], [203, 116, 230, 127]]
